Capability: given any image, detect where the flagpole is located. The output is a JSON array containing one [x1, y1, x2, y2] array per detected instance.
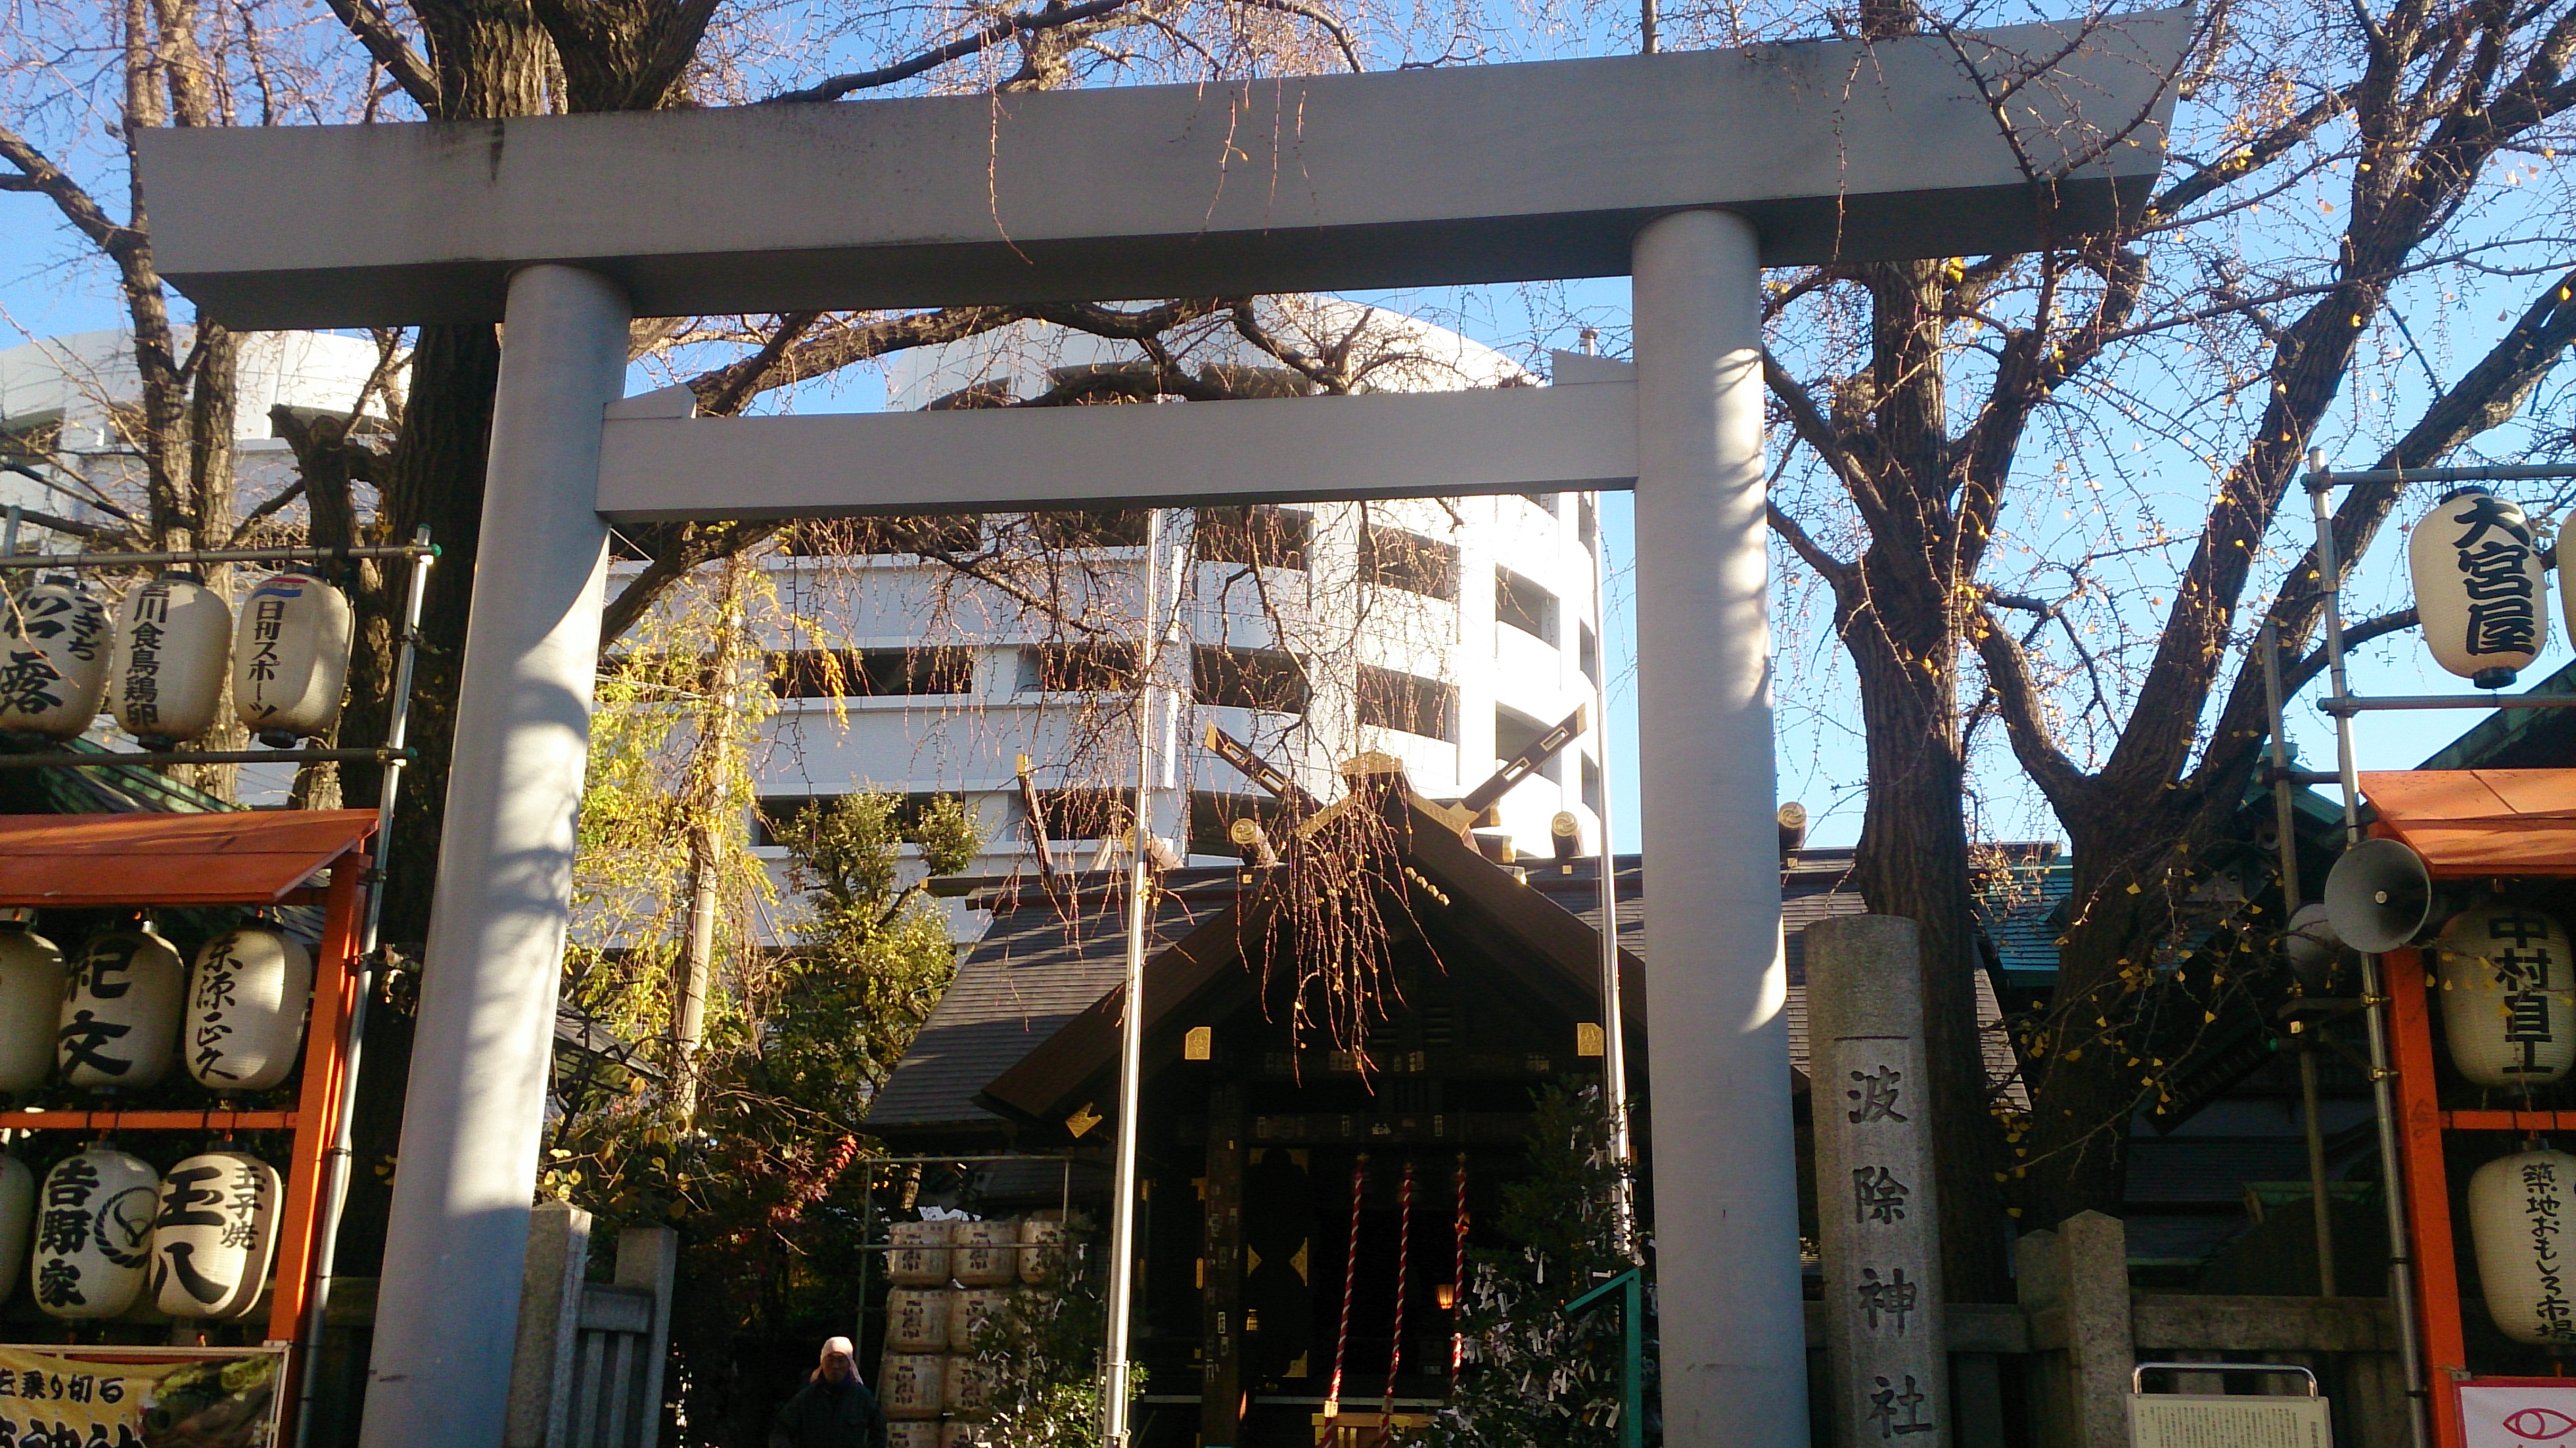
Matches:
[[1102, 508, 1165, 1446]]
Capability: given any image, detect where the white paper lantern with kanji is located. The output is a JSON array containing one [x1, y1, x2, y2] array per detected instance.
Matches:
[[109, 572, 231, 746], [59, 928, 184, 1091], [2435, 903, 2576, 1089], [0, 1154, 32, 1301], [0, 580, 109, 740], [231, 572, 352, 746], [32, 1147, 160, 1319], [2473, 1149, 2576, 1345], [184, 928, 311, 1093], [2410, 487, 2552, 687], [149, 1150, 279, 1319], [0, 927, 62, 1096]]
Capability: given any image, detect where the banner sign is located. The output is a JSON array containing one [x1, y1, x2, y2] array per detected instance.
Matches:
[[2463, 1382, 2576, 1447], [0, 1345, 283, 1448]]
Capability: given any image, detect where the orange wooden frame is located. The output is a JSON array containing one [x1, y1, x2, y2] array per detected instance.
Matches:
[[0, 811, 375, 1443]]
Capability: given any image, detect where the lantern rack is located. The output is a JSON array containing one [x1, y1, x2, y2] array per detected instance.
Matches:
[[2261, 455, 2576, 1448]]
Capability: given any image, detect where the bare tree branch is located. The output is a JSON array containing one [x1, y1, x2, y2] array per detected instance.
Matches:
[[765, 0, 1141, 103], [323, 0, 440, 111]]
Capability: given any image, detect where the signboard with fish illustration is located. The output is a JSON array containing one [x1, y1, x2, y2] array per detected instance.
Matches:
[[0, 1346, 283, 1448]]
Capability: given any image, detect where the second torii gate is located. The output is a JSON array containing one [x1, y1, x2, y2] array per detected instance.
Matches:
[[137, 12, 2186, 1447]]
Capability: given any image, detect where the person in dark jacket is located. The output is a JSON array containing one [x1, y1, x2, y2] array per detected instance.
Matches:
[[770, 1336, 890, 1448]]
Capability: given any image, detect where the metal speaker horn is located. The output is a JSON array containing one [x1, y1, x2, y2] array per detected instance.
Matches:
[[2324, 838, 2439, 954]]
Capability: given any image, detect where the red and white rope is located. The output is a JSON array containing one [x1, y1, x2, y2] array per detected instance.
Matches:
[[1378, 1160, 1416, 1441], [1323, 1154, 1369, 1420], [1449, 1152, 1469, 1370]]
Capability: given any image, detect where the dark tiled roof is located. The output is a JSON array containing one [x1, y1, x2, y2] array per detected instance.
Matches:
[[1973, 861, 2069, 984]]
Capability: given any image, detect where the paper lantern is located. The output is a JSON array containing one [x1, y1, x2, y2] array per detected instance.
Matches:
[[0, 928, 63, 1096], [149, 1150, 280, 1319], [940, 1355, 996, 1419], [1017, 1217, 1064, 1284], [0, 579, 109, 739], [948, 1288, 1011, 1351], [231, 572, 353, 746], [885, 1288, 954, 1351], [0, 1154, 32, 1301], [2410, 487, 2550, 687], [877, 1355, 946, 1420], [109, 572, 231, 746], [60, 928, 185, 1091], [949, 1219, 1015, 1286], [2435, 904, 2575, 1088], [32, 1147, 160, 1319], [184, 927, 313, 1092], [2473, 1150, 2576, 1345], [886, 1220, 950, 1286]]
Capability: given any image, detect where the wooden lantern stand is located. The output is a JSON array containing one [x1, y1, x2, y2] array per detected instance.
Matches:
[[0, 809, 380, 1440]]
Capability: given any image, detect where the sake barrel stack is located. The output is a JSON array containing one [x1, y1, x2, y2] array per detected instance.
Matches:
[[878, 1353, 947, 1422], [940, 1422, 992, 1448], [940, 1355, 997, 1422], [887, 1420, 945, 1448], [886, 1287, 954, 1353], [950, 1219, 1016, 1286], [886, 1220, 950, 1286], [1016, 1216, 1065, 1284], [948, 1287, 1011, 1352]]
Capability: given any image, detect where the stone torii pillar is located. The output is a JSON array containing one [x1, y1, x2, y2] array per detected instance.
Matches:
[[129, 16, 2186, 1446]]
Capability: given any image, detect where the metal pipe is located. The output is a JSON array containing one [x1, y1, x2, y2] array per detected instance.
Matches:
[[0, 543, 435, 570], [294, 525, 433, 1448], [2322, 693, 2576, 713], [2261, 621, 2336, 1298], [1629, 209, 1807, 1445], [1584, 490, 1636, 1258], [363, 265, 630, 1448], [0, 747, 413, 769], [2309, 462, 2576, 489], [1102, 507, 1164, 1448], [2309, 474, 2430, 1448]]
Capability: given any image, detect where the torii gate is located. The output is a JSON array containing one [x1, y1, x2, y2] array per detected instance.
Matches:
[[139, 14, 2184, 1446]]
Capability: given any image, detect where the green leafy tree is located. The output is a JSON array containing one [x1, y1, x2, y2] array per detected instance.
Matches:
[[1416, 1083, 1646, 1448]]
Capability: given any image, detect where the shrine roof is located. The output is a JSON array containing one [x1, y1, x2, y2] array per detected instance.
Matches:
[[2358, 769, 2576, 877], [0, 809, 376, 906]]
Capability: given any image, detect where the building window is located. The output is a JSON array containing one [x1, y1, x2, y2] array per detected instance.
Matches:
[[1194, 506, 1311, 570], [1583, 753, 1604, 817], [1029, 509, 1153, 549], [1495, 704, 1563, 781], [768, 647, 975, 700], [1579, 622, 1600, 685], [1359, 522, 1459, 602], [1028, 788, 1132, 842], [1189, 792, 1291, 857], [752, 792, 961, 848], [1018, 642, 1143, 692], [1357, 665, 1457, 742], [779, 516, 982, 556], [1496, 568, 1558, 644], [1193, 646, 1310, 713]]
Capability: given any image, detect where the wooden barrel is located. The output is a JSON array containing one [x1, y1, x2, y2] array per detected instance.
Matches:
[[949, 1219, 1016, 1286], [947, 1288, 1011, 1351], [1016, 1217, 1065, 1284], [940, 1422, 990, 1448], [886, 1288, 954, 1351], [941, 1355, 997, 1419], [888, 1420, 945, 1448], [878, 1355, 946, 1420], [886, 1220, 952, 1286]]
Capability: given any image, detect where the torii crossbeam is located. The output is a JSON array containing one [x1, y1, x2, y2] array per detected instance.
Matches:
[[136, 12, 2185, 1447]]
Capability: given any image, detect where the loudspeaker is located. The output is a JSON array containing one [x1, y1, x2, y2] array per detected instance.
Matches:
[[2324, 838, 2441, 953], [2282, 901, 2344, 985]]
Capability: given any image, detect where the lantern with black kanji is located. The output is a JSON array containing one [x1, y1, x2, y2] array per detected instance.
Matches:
[[2409, 487, 2551, 688], [184, 927, 312, 1092], [149, 1150, 279, 1319], [2435, 903, 2575, 1088], [108, 572, 231, 747], [231, 572, 353, 746], [0, 1154, 31, 1301], [31, 1147, 160, 1319], [0, 924, 62, 1096], [0, 578, 109, 740], [59, 928, 184, 1091], [2472, 1149, 2576, 1345]]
